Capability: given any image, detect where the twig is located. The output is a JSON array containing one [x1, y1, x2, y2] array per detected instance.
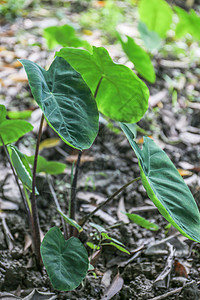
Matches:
[[154, 242, 175, 288], [1, 214, 14, 250], [47, 174, 68, 239], [149, 280, 200, 300], [31, 113, 44, 267], [80, 177, 141, 227]]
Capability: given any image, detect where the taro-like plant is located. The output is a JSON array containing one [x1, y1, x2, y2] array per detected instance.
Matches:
[[1, 43, 200, 292]]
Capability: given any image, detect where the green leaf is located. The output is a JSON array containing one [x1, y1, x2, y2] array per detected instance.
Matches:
[[7, 110, 32, 120], [138, 22, 163, 52], [19, 57, 99, 150], [118, 34, 156, 83], [90, 222, 107, 233], [125, 212, 159, 231], [120, 123, 200, 242], [102, 242, 130, 254], [101, 232, 126, 247], [43, 24, 92, 51], [174, 7, 200, 40], [0, 105, 7, 124], [139, 0, 173, 38], [87, 242, 100, 250], [57, 209, 83, 232], [7, 145, 38, 194], [0, 120, 33, 146], [56, 46, 149, 123], [26, 155, 66, 175], [40, 227, 89, 291]]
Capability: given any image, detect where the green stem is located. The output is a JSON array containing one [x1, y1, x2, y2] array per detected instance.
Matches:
[[31, 113, 44, 267], [47, 175, 68, 239], [0, 135, 31, 221], [80, 177, 141, 227], [69, 150, 82, 236]]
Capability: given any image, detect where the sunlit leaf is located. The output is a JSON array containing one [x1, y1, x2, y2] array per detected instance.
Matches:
[[139, 0, 173, 38], [7, 110, 32, 120], [56, 46, 149, 123], [138, 22, 163, 51], [43, 24, 92, 51], [0, 104, 7, 124], [39, 138, 61, 151], [118, 34, 156, 83]]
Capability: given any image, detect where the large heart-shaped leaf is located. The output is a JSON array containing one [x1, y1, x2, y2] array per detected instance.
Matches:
[[40, 227, 89, 291], [56, 46, 149, 123], [117, 34, 156, 83], [19, 57, 99, 150], [139, 0, 173, 38], [121, 123, 200, 242], [0, 119, 33, 146]]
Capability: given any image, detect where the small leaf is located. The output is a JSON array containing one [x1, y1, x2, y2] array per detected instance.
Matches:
[[89, 222, 107, 233], [19, 57, 99, 150], [120, 123, 200, 243], [104, 242, 130, 255], [39, 138, 61, 151], [7, 145, 38, 194], [57, 209, 83, 232], [102, 274, 124, 300], [7, 110, 32, 120], [87, 242, 100, 250], [56, 46, 149, 123], [118, 34, 156, 83], [101, 232, 126, 247], [138, 22, 163, 52], [174, 7, 200, 40], [26, 155, 66, 175], [0, 104, 7, 124], [43, 24, 91, 51], [125, 212, 159, 231], [0, 120, 33, 146], [139, 0, 173, 38], [40, 227, 89, 291]]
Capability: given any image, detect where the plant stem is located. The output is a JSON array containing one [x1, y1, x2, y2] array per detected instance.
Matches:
[[0, 135, 31, 221], [80, 176, 141, 227], [94, 76, 104, 99], [31, 113, 44, 267], [69, 150, 82, 236], [47, 174, 68, 239]]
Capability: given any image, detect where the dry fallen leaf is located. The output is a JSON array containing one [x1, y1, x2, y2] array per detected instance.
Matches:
[[101, 273, 124, 300], [174, 259, 188, 278]]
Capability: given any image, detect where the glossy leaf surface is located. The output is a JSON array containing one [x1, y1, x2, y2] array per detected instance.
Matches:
[[139, 0, 173, 38], [121, 123, 200, 242], [20, 57, 99, 150], [40, 227, 89, 291], [118, 34, 156, 83], [56, 46, 149, 123], [43, 24, 91, 51], [26, 155, 66, 175]]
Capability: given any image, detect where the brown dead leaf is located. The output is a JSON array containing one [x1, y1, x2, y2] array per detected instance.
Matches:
[[117, 197, 129, 223], [174, 259, 188, 278], [177, 169, 193, 177], [101, 273, 124, 300]]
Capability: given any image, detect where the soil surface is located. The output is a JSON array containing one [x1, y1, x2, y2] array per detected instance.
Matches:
[[0, 1, 200, 299]]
